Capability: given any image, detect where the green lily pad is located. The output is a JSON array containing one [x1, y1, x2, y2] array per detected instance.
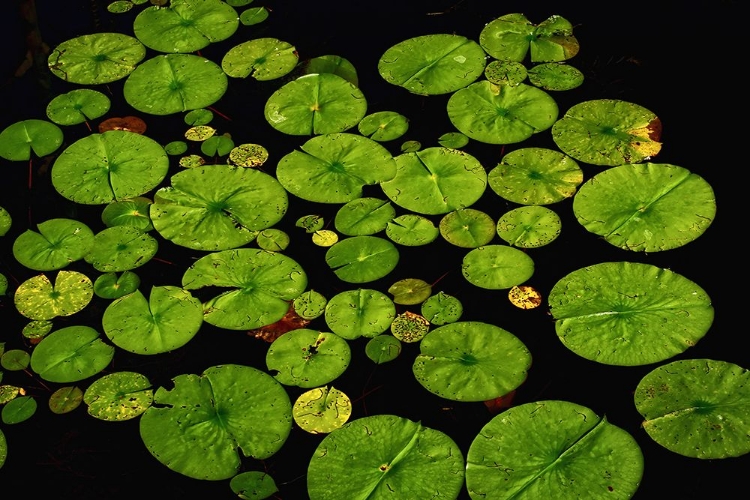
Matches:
[[413, 321, 531, 401], [573, 163, 716, 252], [266, 329, 351, 388], [293, 386, 352, 434], [381, 147, 487, 215], [302, 55, 358, 86], [548, 262, 714, 366], [1, 396, 37, 424], [325, 236, 399, 284], [181, 248, 308, 330], [93, 271, 140, 299], [385, 214, 439, 246], [551, 99, 662, 166], [123, 54, 228, 115], [466, 400, 643, 499], [528, 62, 584, 91], [334, 198, 395, 236], [30, 325, 115, 383], [365, 335, 402, 364], [479, 13, 579, 63], [437, 131, 469, 149], [256, 228, 290, 252], [488, 147, 583, 205], [201, 134, 234, 157], [151, 164, 288, 251], [378, 33, 486, 95], [439, 208, 496, 248], [240, 6, 268, 26], [421, 292, 463, 325], [165, 140, 188, 155], [101, 197, 154, 231], [0, 119, 64, 161], [0, 429, 6, 468], [12, 218, 95, 271], [47, 32, 146, 84], [84, 225, 158, 272], [388, 278, 432, 305], [462, 245, 535, 290], [49, 386, 84, 415], [14, 270, 93, 321], [484, 60, 527, 86], [292, 290, 327, 321], [1, 350, 30, 371], [46, 89, 111, 126], [83, 371, 153, 421], [133, 0, 239, 53], [51, 130, 169, 205], [496, 206, 562, 248], [264, 73, 367, 135], [390, 311, 430, 343], [357, 111, 409, 142], [307, 414, 465, 499], [229, 143, 269, 167], [22, 320, 53, 340], [0, 206, 11, 236], [230, 471, 279, 500], [324, 288, 396, 340], [102, 286, 203, 354], [222, 37, 298, 81], [634, 359, 750, 459], [139, 364, 292, 480], [447, 81, 558, 144], [276, 133, 396, 204]]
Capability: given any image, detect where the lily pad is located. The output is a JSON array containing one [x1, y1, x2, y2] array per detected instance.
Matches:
[[413, 321, 531, 401], [276, 133, 396, 204], [551, 99, 662, 166], [487, 147, 583, 205], [390, 311, 430, 343], [222, 37, 298, 81], [466, 400, 643, 499], [30, 325, 115, 383], [324, 288, 396, 340], [548, 261, 714, 366], [388, 278, 432, 305], [496, 205, 562, 248], [151, 164, 288, 251], [256, 229, 290, 252], [46, 89, 111, 126], [49, 386, 84, 415], [84, 225, 158, 272], [102, 286, 203, 354], [101, 197, 154, 231], [462, 245, 535, 290], [0, 119, 64, 161], [381, 147, 487, 215], [292, 290, 327, 321], [447, 81, 558, 144], [484, 60, 527, 86], [47, 32, 146, 84], [12, 218, 95, 271], [307, 414, 465, 499], [293, 386, 352, 434], [14, 270, 93, 321], [181, 248, 308, 330], [634, 359, 750, 459], [266, 329, 351, 388], [527, 62, 584, 91], [124, 54, 228, 115], [264, 73, 367, 135], [573, 163, 716, 252], [51, 130, 169, 205], [325, 236, 399, 284], [357, 111, 409, 142], [421, 292, 463, 325], [385, 214, 440, 246], [437, 131, 469, 149], [230, 471, 279, 499], [302, 54, 358, 86], [133, 0, 239, 53], [378, 33, 486, 95], [93, 271, 140, 299], [139, 364, 292, 480], [334, 198, 395, 236], [479, 13, 579, 63], [439, 208, 496, 248], [83, 371, 153, 421], [1, 397, 37, 424], [365, 335, 402, 364]]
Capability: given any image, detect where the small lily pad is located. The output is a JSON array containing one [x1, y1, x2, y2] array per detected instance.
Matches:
[[527, 62, 584, 91], [49, 386, 83, 415], [46, 89, 111, 126], [230, 471, 279, 500], [365, 335, 402, 364], [93, 271, 140, 299], [462, 245, 535, 290], [83, 371, 153, 421], [84, 225, 158, 272], [222, 37, 298, 81], [388, 278, 432, 305], [324, 288, 396, 340], [266, 329, 351, 388], [325, 236, 399, 284], [390, 311, 430, 343], [439, 208, 496, 248], [0, 119, 64, 161], [385, 214, 439, 246], [12, 218, 95, 271], [479, 13, 579, 63], [30, 325, 115, 383], [101, 197, 154, 231], [496, 205, 562, 248], [14, 270, 93, 321], [293, 386, 352, 434], [357, 111, 409, 142], [334, 198, 395, 236], [421, 292, 463, 325]]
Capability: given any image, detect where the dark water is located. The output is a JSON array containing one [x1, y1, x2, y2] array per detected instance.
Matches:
[[0, 0, 745, 498]]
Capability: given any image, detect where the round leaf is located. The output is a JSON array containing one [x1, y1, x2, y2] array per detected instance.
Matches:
[[14, 270, 93, 321], [84, 371, 153, 421], [93, 271, 141, 299], [439, 208, 496, 248], [479, 13, 579, 63], [496, 205, 562, 248], [365, 335, 402, 364], [385, 214, 439, 246], [293, 386, 352, 434], [222, 37, 298, 81], [46, 89, 111, 126], [421, 292, 463, 325], [230, 471, 279, 500], [357, 111, 409, 142], [84, 225, 158, 272], [0, 119, 64, 161], [266, 329, 351, 388], [49, 386, 83, 415], [325, 236, 399, 284], [325, 288, 396, 340], [30, 325, 115, 383], [461, 245, 535, 290], [334, 198, 395, 236], [12, 218, 95, 271], [47, 32, 146, 84]]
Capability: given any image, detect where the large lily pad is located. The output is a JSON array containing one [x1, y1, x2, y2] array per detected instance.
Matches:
[[381, 147, 487, 215], [102, 286, 203, 354], [307, 414, 465, 499], [0, 119, 64, 161], [634, 359, 750, 459], [487, 147, 583, 205], [413, 321, 531, 401], [276, 133, 396, 204], [12, 218, 94, 271], [551, 99, 662, 166], [573, 163, 716, 252], [447, 81, 558, 144], [51, 130, 169, 205], [548, 262, 714, 366], [181, 248, 308, 330], [47, 32, 146, 84], [14, 271, 93, 321], [264, 73, 367, 135], [30, 325, 115, 383], [266, 329, 351, 388], [466, 400, 643, 499], [123, 54, 228, 115], [139, 364, 292, 480], [378, 33, 486, 95], [133, 0, 239, 53], [479, 13, 579, 63], [151, 165, 287, 251]]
